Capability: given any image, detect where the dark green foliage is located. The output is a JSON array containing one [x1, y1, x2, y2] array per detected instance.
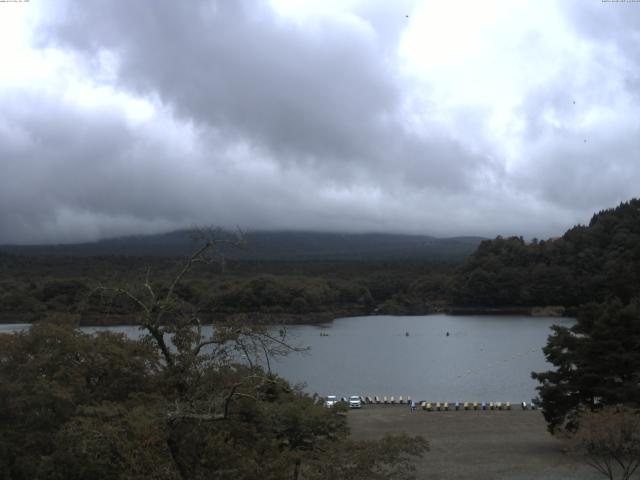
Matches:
[[38, 279, 89, 304], [50, 403, 176, 480], [532, 299, 640, 433], [0, 324, 160, 479], [211, 275, 369, 313], [452, 199, 640, 307], [0, 256, 454, 323], [0, 230, 468, 323], [0, 322, 427, 479]]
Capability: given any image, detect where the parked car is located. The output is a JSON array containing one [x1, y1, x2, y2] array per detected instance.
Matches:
[[325, 395, 338, 408], [348, 395, 362, 408]]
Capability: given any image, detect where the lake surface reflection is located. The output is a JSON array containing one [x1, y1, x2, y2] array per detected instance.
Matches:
[[271, 314, 571, 402], [1, 314, 572, 402]]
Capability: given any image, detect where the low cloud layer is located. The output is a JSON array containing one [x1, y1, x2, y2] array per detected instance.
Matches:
[[1, 0, 639, 244]]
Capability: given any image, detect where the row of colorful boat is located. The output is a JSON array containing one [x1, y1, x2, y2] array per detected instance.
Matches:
[[350, 396, 539, 410]]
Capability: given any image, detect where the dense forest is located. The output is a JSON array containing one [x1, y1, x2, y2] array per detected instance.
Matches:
[[2, 199, 640, 324], [0, 231, 478, 324], [0, 253, 455, 325], [452, 199, 640, 310]]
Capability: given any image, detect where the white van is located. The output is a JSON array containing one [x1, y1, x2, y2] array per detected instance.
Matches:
[[325, 395, 338, 408]]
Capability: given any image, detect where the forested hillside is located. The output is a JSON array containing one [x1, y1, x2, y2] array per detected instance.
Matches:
[[4, 200, 640, 323], [0, 254, 454, 324], [452, 199, 640, 308], [0, 230, 482, 261]]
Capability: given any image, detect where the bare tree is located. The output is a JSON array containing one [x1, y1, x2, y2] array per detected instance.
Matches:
[[95, 228, 305, 417], [565, 406, 640, 480]]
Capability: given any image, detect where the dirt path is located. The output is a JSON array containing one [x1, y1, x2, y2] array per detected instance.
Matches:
[[348, 405, 601, 480]]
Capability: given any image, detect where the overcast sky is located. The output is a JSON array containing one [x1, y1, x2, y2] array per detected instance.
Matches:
[[1, 0, 639, 244]]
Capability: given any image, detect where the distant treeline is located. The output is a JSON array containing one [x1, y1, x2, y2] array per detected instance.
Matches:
[[4, 199, 639, 324], [451, 199, 640, 309], [0, 230, 483, 261], [0, 255, 454, 324]]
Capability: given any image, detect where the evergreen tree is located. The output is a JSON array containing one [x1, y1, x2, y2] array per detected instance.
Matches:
[[532, 298, 640, 433], [452, 199, 640, 308]]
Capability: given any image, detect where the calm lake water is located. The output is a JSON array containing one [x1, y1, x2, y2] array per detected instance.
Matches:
[[0, 314, 571, 403]]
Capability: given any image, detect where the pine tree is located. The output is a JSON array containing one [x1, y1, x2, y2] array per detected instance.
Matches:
[[532, 298, 640, 433]]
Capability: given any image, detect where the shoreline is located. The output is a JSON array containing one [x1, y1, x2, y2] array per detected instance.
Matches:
[[0, 305, 570, 327], [445, 305, 567, 317]]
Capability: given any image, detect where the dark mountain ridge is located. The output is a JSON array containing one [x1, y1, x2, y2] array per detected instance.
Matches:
[[0, 230, 484, 262]]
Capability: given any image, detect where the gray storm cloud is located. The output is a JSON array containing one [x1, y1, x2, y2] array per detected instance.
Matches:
[[1, 0, 639, 244]]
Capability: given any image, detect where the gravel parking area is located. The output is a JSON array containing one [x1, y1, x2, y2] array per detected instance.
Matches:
[[347, 405, 601, 480]]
